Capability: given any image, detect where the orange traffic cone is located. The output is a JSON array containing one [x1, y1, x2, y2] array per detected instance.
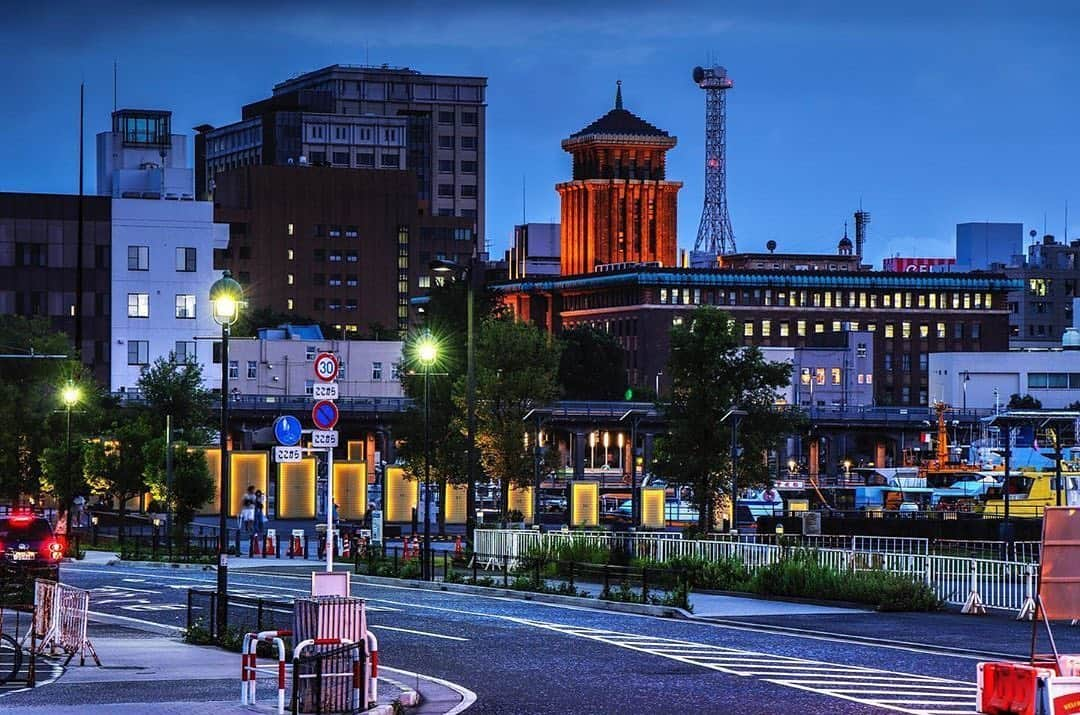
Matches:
[[263, 532, 274, 557], [454, 535, 464, 559], [402, 537, 413, 560]]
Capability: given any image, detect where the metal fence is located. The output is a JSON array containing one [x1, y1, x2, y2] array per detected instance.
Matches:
[[186, 588, 293, 642], [474, 529, 1043, 614]]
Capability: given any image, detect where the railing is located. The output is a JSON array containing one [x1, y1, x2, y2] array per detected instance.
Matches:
[[186, 588, 293, 642], [111, 392, 412, 414], [475, 528, 1043, 613]]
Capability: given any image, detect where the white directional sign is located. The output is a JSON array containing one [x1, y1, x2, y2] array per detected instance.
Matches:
[[311, 429, 339, 448], [312, 382, 339, 400], [274, 446, 303, 463]]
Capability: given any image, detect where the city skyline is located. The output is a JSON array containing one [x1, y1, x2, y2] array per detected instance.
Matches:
[[2, 0, 1078, 265]]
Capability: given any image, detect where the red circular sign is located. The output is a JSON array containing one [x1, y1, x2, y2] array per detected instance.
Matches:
[[314, 352, 339, 382], [312, 400, 339, 430]]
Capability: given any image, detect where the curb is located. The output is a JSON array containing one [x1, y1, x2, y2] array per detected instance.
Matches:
[[379, 673, 422, 707], [351, 573, 692, 619], [99, 559, 215, 570], [692, 587, 869, 611]]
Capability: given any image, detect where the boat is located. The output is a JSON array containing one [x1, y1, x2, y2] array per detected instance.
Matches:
[[982, 470, 1080, 518]]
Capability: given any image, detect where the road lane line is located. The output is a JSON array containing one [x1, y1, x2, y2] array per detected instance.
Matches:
[[369, 625, 469, 642], [87, 610, 185, 632]]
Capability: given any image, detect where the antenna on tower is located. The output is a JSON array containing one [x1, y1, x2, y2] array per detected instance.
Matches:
[[691, 64, 736, 266], [854, 208, 871, 261]]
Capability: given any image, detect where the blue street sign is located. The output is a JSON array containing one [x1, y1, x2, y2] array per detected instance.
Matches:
[[273, 415, 302, 446], [312, 400, 340, 431]]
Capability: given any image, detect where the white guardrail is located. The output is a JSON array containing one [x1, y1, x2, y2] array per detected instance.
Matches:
[[474, 529, 1041, 615]]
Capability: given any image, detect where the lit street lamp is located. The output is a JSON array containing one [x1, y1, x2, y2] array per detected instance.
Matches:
[[210, 270, 243, 640], [61, 382, 82, 538], [429, 257, 478, 543], [414, 331, 439, 580]]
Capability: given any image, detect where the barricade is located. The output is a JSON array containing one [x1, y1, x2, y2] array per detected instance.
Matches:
[[30, 579, 99, 666], [289, 530, 306, 559], [291, 638, 363, 714], [241, 628, 291, 714], [364, 630, 378, 708], [293, 596, 367, 712], [265, 528, 277, 558]]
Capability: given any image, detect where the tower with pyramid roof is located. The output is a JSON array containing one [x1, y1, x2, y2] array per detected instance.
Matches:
[[557, 82, 682, 275]]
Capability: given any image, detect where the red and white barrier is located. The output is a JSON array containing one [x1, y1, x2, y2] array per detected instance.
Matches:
[[365, 630, 379, 708], [293, 637, 362, 712], [977, 660, 1080, 715], [241, 629, 292, 714]]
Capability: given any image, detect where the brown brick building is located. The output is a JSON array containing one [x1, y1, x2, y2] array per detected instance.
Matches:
[[496, 267, 1020, 406], [213, 165, 474, 335], [558, 84, 681, 275]]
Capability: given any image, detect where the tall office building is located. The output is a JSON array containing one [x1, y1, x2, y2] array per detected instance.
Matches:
[[1005, 234, 1080, 346], [507, 223, 560, 280], [955, 222, 1023, 270], [196, 64, 488, 248]]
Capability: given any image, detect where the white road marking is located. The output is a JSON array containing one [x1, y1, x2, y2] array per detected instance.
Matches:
[[86, 610, 185, 632], [506, 618, 979, 715], [380, 665, 476, 714], [369, 625, 469, 642]]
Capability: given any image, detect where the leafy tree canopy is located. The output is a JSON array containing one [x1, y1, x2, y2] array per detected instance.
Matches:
[[558, 326, 628, 401]]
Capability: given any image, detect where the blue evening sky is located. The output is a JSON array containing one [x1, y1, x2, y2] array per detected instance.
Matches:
[[1, 1, 1077, 265]]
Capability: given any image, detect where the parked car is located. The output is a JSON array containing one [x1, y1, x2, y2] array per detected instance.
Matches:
[[0, 510, 63, 578]]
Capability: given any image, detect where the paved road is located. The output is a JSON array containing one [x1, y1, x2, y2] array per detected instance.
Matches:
[[8, 561, 1077, 714]]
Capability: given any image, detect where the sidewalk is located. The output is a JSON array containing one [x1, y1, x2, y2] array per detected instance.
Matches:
[[0, 624, 464, 714]]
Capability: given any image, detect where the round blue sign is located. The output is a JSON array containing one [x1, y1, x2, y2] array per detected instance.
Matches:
[[273, 415, 302, 446], [311, 400, 339, 430]]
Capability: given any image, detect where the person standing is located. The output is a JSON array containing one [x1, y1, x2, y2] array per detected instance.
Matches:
[[254, 489, 266, 535], [240, 485, 256, 533]]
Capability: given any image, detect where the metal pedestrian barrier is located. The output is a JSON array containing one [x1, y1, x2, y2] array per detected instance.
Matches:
[[28, 579, 99, 666], [242, 629, 292, 714]]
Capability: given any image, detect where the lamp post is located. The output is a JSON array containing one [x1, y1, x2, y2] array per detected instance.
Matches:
[[721, 408, 748, 533], [429, 257, 477, 544], [415, 332, 438, 580], [61, 382, 82, 538], [210, 270, 243, 640]]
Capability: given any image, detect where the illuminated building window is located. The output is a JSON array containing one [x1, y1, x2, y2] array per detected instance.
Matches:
[[902, 321, 911, 339], [929, 293, 937, 309], [963, 293, 972, 309], [883, 294, 892, 308], [814, 322, 824, 334], [937, 322, 946, 339], [287, 298, 294, 310], [797, 320, 806, 337], [779, 322, 789, 337], [743, 321, 754, 337], [287, 273, 294, 285], [920, 324, 928, 338], [831, 368, 841, 385], [918, 294, 926, 308], [885, 324, 894, 338], [815, 368, 826, 385], [761, 320, 771, 337], [832, 321, 841, 332]]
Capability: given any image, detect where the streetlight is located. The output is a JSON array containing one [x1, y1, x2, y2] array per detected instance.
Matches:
[[721, 408, 748, 533], [842, 459, 852, 483], [429, 257, 478, 544], [414, 331, 439, 580], [61, 382, 82, 538], [210, 269, 243, 640]]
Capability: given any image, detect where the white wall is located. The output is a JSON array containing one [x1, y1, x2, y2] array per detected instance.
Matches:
[[110, 199, 229, 392], [227, 339, 405, 398], [930, 350, 1080, 409]]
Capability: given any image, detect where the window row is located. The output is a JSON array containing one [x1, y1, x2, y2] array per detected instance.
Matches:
[[308, 124, 400, 144], [437, 159, 478, 174], [127, 246, 197, 272], [126, 293, 197, 319], [437, 110, 479, 125], [437, 183, 478, 198], [437, 135, 479, 150], [740, 319, 982, 340], [658, 287, 996, 311], [1027, 373, 1080, 389], [798, 367, 873, 386]]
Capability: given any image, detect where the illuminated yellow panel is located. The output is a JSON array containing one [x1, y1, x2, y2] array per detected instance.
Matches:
[[787, 499, 809, 513], [230, 452, 269, 518], [334, 461, 367, 521], [444, 484, 468, 525], [385, 466, 418, 522], [641, 487, 665, 529], [507, 486, 534, 524], [571, 482, 599, 527], [198, 448, 222, 515], [347, 440, 365, 461], [279, 458, 316, 519]]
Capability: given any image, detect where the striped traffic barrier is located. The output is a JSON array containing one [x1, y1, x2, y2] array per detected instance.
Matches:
[[241, 629, 291, 714]]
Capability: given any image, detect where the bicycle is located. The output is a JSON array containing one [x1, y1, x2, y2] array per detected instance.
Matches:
[[0, 631, 21, 685]]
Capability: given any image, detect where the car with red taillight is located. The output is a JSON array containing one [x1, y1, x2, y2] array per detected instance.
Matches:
[[0, 510, 62, 578]]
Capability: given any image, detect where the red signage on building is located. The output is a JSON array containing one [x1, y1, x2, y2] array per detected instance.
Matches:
[[882, 257, 957, 272]]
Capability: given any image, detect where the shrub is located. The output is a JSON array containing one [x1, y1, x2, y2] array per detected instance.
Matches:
[[637, 555, 749, 592], [750, 550, 941, 612]]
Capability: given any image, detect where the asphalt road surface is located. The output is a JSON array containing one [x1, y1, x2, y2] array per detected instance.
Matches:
[[14, 561, 1080, 714]]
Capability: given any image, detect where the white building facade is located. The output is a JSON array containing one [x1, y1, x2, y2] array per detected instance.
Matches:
[[110, 198, 228, 392], [929, 344, 1080, 411], [226, 338, 404, 399]]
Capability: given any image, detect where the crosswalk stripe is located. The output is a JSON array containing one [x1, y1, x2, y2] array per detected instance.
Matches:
[[508, 617, 978, 715]]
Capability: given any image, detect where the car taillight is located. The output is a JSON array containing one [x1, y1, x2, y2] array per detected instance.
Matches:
[[47, 540, 64, 560]]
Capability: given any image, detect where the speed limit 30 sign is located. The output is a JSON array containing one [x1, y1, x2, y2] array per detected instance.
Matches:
[[314, 352, 339, 382]]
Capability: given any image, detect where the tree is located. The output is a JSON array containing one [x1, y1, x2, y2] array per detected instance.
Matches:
[[471, 317, 562, 514], [1008, 393, 1043, 409], [557, 326, 628, 400], [137, 356, 214, 443], [653, 307, 802, 531], [144, 441, 214, 538], [83, 415, 153, 537], [0, 316, 84, 501]]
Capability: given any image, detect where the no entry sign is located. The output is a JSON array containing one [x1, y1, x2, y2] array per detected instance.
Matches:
[[312, 400, 340, 430]]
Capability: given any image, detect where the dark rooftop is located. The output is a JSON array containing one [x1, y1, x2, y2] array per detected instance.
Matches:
[[569, 81, 669, 139]]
